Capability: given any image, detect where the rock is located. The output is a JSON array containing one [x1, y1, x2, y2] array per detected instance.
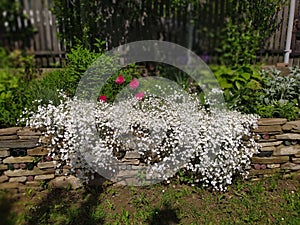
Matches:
[[17, 127, 41, 136], [292, 158, 300, 163], [37, 161, 56, 169], [259, 141, 283, 147], [25, 181, 40, 187], [0, 182, 23, 189], [281, 162, 300, 170], [4, 168, 55, 177], [275, 133, 300, 140], [282, 121, 300, 130], [273, 145, 300, 156], [0, 127, 21, 135], [0, 164, 7, 170], [9, 177, 27, 183], [18, 186, 43, 192], [260, 146, 276, 152], [34, 174, 55, 180], [249, 168, 281, 176], [27, 147, 50, 156], [0, 149, 9, 157], [3, 156, 34, 164], [267, 164, 281, 169], [253, 125, 282, 134], [0, 175, 9, 183], [0, 139, 39, 148], [48, 176, 83, 189], [257, 118, 287, 126], [251, 156, 289, 164], [124, 151, 141, 159], [18, 136, 40, 140], [121, 159, 140, 165], [0, 135, 18, 140]]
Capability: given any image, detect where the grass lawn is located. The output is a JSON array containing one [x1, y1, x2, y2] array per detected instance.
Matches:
[[0, 176, 299, 225]]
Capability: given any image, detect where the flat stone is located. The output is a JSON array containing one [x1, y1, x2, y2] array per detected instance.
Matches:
[[17, 127, 41, 136], [0, 150, 9, 157], [291, 130, 300, 133], [121, 159, 140, 165], [34, 174, 55, 180], [39, 136, 52, 144], [0, 139, 39, 148], [249, 168, 281, 176], [0, 182, 23, 189], [0, 148, 9, 151], [27, 147, 50, 156], [25, 181, 41, 187], [0, 135, 18, 140], [259, 141, 283, 147], [251, 156, 289, 164], [18, 136, 40, 140], [257, 118, 287, 126], [0, 175, 9, 183], [267, 164, 281, 169], [124, 151, 141, 159], [9, 177, 27, 183], [260, 146, 276, 152], [292, 158, 300, 163], [281, 162, 300, 170], [273, 145, 300, 156], [275, 133, 300, 140], [4, 168, 55, 177], [37, 161, 56, 169], [48, 175, 83, 189], [283, 120, 300, 130], [0, 127, 21, 136], [0, 164, 7, 170], [3, 156, 34, 164], [253, 125, 282, 134]]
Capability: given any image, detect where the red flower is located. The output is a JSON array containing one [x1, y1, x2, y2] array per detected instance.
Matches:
[[99, 95, 107, 102], [129, 78, 139, 89], [115, 74, 125, 85], [136, 92, 144, 100]]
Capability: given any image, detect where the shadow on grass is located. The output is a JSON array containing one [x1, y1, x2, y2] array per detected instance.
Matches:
[[24, 185, 105, 225], [147, 202, 180, 225], [0, 190, 16, 225]]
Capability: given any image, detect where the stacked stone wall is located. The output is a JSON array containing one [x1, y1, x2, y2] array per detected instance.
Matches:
[[0, 118, 300, 192]]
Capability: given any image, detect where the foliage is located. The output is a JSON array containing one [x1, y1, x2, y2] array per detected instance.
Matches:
[[217, 0, 286, 66]]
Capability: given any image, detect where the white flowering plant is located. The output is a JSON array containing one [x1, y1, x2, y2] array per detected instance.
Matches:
[[20, 85, 259, 191]]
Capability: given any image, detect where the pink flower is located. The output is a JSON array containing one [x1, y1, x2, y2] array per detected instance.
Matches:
[[115, 74, 125, 85], [99, 95, 107, 103], [129, 78, 139, 89], [136, 92, 144, 100]]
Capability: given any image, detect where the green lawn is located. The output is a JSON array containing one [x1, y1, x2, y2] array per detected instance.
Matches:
[[1, 176, 300, 225]]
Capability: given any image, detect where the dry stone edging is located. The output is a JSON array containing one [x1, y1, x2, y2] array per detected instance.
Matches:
[[0, 118, 300, 192]]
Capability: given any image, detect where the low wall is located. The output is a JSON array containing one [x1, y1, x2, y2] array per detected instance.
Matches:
[[0, 118, 300, 192]]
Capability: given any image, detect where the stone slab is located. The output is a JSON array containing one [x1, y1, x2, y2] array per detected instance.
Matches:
[[275, 133, 300, 140], [292, 158, 300, 163], [121, 159, 140, 165], [249, 168, 281, 176], [124, 151, 141, 159], [273, 145, 300, 156], [27, 147, 50, 156], [25, 181, 41, 187], [253, 125, 282, 134], [0, 150, 9, 157], [257, 118, 287, 126], [37, 161, 56, 169], [251, 156, 289, 164], [267, 164, 281, 169], [282, 121, 300, 131], [281, 162, 300, 171], [18, 136, 40, 140], [0, 139, 38, 148], [4, 168, 55, 177], [48, 176, 83, 189], [17, 127, 41, 136], [0, 135, 18, 140], [0, 175, 9, 183], [259, 141, 283, 147], [260, 146, 276, 152], [3, 156, 34, 164], [34, 174, 55, 180], [9, 177, 27, 183], [0, 127, 21, 136], [0, 182, 24, 189], [0, 164, 7, 170]]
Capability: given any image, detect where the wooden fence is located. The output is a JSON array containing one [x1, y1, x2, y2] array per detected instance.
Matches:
[[1, 0, 300, 67]]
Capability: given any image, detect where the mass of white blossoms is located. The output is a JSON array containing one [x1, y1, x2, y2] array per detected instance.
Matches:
[[20, 88, 259, 191]]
